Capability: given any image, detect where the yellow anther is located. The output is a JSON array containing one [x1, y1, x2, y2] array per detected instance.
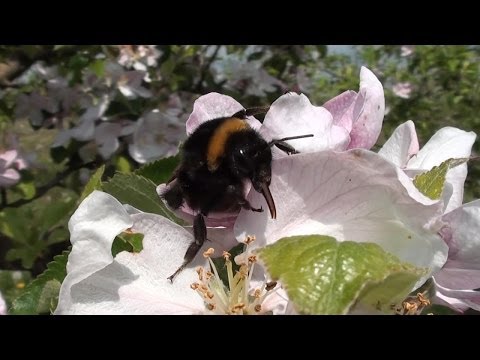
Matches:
[[203, 248, 215, 258]]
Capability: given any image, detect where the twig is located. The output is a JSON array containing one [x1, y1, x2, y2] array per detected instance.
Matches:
[[195, 45, 221, 93], [1, 188, 6, 207]]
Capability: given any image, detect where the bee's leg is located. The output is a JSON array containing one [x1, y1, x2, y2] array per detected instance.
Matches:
[[274, 141, 299, 155], [227, 184, 264, 213], [239, 199, 263, 213], [161, 180, 184, 209], [232, 106, 270, 119], [167, 213, 207, 282]]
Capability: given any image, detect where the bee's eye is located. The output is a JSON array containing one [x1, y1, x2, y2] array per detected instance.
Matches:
[[233, 148, 252, 174]]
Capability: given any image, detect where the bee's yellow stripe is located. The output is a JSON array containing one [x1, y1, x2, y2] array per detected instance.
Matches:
[[207, 118, 248, 171]]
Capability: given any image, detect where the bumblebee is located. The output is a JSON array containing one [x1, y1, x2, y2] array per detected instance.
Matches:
[[162, 107, 312, 281]]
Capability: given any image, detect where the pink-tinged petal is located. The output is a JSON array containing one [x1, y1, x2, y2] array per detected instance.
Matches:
[[347, 67, 385, 150], [13, 157, 28, 170], [323, 90, 357, 132], [0, 168, 21, 187], [186, 93, 243, 135], [434, 291, 469, 313], [433, 279, 480, 312], [0, 291, 6, 315], [434, 268, 480, 290], [378, 121, 419, 168], [0, 149, 19, 168], [392, 82, 413, 99], [260, 93, 350, 153], [55, 191, 133, 314], [205, 226, 239, 255], [234, 150, 447, 287], [441, 199, 480, 265], [408, 127, 476, 213]]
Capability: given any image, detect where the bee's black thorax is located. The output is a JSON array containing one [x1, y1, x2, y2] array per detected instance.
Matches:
[[163, 116, 272, 214]]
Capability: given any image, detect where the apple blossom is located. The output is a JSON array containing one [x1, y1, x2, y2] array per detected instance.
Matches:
[[55, 191, 286, 315], [129, 110, 186, 164], [379, 120, 479, 311]]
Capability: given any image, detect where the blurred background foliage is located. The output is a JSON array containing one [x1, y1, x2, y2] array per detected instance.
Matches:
[[0, 45, 479, 313]]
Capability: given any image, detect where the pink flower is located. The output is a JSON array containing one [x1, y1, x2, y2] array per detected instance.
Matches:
[[0, 149, 28, 188]]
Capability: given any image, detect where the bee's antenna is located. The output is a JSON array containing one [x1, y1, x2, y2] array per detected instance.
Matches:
[[266, 134, 314, 155], [269, 134, 314, 145], [232, 106, 270, 120]]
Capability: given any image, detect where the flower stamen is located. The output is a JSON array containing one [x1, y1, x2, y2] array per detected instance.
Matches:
[[191, 236, 278, 314]]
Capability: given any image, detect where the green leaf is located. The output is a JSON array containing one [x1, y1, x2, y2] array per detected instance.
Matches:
[[112, 232, 144, 257], [134, 154, 180, 185], [115, 156, 132, 173], [90, 59, 106, 77], [103, 173, 185, 224], [413, 158, 469, 200], [79, 165, 105, 202], [15, 179, 36, 199], [1, 188, 77, 268], [11, 251, 69, 314], [258, 235, 425, 315], [211, 243, 245, 287]]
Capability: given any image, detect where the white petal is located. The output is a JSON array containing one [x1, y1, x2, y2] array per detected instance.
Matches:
[[128, 112, 185, 163], [0, 168, 21, 186], [234, 150, 447, 288], [260, 92, 350, 153], [59, 213, 206, 314], [347, 67, 385, 150], [186, 92, 244, 135], [441, 199, 480, 266], [70, 118, 96, 142], [408, 127, 476, 212], [261, 286, 288, 314], [80, 94, 110, 123], [0, 291, 6, 315], [52, 129, 73, 147], [433, 279, 480, 312], [55, 191, 133, 314], [378, 120, 419, 168], [95, 123, 122, 159]]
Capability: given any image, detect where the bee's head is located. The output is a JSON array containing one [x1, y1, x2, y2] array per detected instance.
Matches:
[[227, 131, 275, 218], [227, 130, 313, 220], [228, 131, 272, 179]]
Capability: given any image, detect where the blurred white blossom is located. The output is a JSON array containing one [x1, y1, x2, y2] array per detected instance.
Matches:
[[392, 82, 413, 99]]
